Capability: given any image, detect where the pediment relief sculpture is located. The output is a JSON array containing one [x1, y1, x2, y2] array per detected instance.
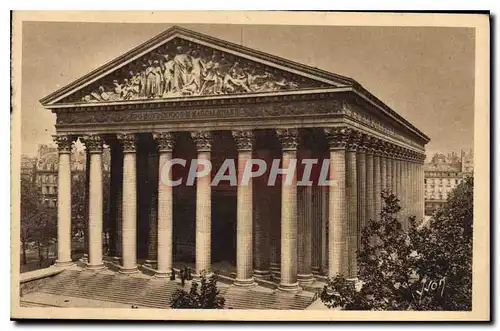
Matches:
[[64, 39, 329, 104]]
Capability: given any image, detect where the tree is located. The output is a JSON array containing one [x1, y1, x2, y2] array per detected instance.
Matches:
[[20, 177, 57, 268], [321, 177, 473, 311], [170, 272, 225, 309], [410, 176, 473, 310]]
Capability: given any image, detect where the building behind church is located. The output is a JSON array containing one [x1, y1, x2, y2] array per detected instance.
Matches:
[[424, 149, 473, 215]]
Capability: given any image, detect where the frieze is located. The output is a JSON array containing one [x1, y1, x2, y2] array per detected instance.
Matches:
[[55, 99, 342, 125], [343, 102, 421, 150]]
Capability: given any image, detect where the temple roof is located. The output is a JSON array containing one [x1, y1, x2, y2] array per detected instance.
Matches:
[[40, 26, 430, 143]]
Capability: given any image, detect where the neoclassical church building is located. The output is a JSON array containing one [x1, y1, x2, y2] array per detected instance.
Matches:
[[40, 26, 429, 293]]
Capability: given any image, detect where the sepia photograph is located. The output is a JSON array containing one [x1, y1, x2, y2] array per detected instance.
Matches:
[[10, 11, 490, 321]]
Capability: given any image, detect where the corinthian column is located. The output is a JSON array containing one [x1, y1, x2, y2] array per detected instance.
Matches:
[[83, 135, 105, 270], [232, 130, 256, 287], [153, 132, 175, 278], [118, 133, 138, 274], [346, 131, 359, 278], [253, 148, 270, 279], [365, 137, 375, 222], [386, 146, 393, 195], [380, 145, 387, 194], [373, 140, 382, 219], [297, 148, 314, 285], [276, 128, 300, 292], [391, 150, 398, 195], [191, 131, 212, 276], [54, 135, 73, 267], [357, 135, 367, 250], [324, 127, 349, 277]]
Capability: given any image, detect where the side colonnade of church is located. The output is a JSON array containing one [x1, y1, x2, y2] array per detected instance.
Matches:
[[53, 127, 425, 292]]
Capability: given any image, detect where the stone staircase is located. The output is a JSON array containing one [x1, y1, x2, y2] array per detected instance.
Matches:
[[35, 269, 185, 308], [32, 268, 315, 310]]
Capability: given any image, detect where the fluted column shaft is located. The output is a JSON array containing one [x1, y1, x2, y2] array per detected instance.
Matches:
[[324, 128, 349, 277], [146, 150, 159, 266], [373, 152, 382, 219], [346, 139, 358, 278], [297, 148, 314, 285], [400, 156, 408, 229], [356, 146, 367, 251], [154, 133, 175, 277], [233, 130, 255, 286], [119, 134, 138, 274], [396, 156, 402, 204], [54, 136, 73, 267], [380, 153, 387, 194], [391, 157, 398, 196], [365, 147, 375, 222], [418, 158, 425, 219], [191, 131, 212, 276], [85, 135, 105, 269], [410, 159, 416, 219], [277, 129, 299, 291], [108, 141, 123, 261], [253, 149, 270, 278], [311, 184, 322, 274], [386, 152, 393, 194]]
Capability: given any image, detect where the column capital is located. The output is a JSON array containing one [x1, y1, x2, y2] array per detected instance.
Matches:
[[82, 135, 104, 154], [380, 141, 393, 158], [276, 128, 299, 151], [370, 137, 385, 156], [324, 126, 351, 150], [117, 133, 138, 153], [153, 132, 175, 152], [232, 130, 254, 151], [356, 133, 369, 153], [53, 135, 73, 154], [346, 130, 362, 152], [191, 130, 212, 152]]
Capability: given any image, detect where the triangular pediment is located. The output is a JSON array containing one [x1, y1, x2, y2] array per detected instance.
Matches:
[[41, 26, 355, 106]]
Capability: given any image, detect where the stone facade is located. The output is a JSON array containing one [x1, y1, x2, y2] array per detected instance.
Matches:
[[41, 26, 429, 287]]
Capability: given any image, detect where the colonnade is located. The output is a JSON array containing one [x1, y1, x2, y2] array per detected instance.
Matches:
[[53, 126, 425, 291]]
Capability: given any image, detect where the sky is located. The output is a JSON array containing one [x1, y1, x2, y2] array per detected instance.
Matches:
[[20, 22, 475, 157]]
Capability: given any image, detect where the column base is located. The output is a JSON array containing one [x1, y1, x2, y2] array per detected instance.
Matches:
[[269, 263, 280, 272], [253, 269, 270, 279], [112, 256, 121, 264], [234, 278, 257, 287], [297, 273, 315, 285], [154, 271, 172, 279], [311, 266, 321, 275], [86, 263, 105, 271], [80, 254, 88, 264], [119, 266, 139, 274], [142, 260, 157, 269], [54, 260, 74, 268], [277, 282, 301, 293]]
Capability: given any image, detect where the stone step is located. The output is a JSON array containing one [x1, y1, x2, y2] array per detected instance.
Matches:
[[34, 269, 314, 310]]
